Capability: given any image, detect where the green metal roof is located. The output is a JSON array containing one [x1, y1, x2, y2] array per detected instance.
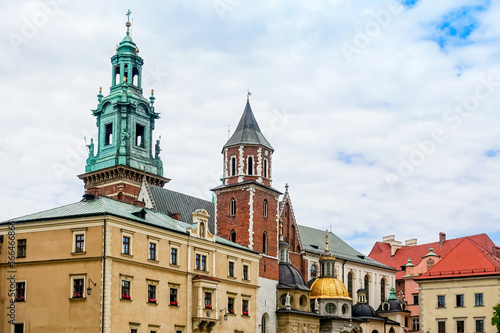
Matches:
[[223, 100, 273, 151], [297, 225, 395, 270], [2, 196, 257, 254]]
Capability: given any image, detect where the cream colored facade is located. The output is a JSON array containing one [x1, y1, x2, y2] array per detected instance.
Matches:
[[0, 203, 260, 333], [417, 275, 500, 333]]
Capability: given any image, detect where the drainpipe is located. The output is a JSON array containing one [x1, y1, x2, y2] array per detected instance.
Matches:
[[341, 260, 346, 283], [102, 219, 107, 333]]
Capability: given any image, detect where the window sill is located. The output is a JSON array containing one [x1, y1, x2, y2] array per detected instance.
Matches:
[[474, 305, 485, 307], [147, 301, 158, 305], [14, 299, 26, 303], [71, 251, 86, 255], [69, 297, 86, 301], [148, 259, 159, 263], [170, 263, 180, 268], [194, 269, 209, 274], [121, 253, 134, 258], [121, 298, 132, 301], [16, 256, 26, 259], [242, 278, 251, 282], [437, 307, 446, 309], [169, 303, 179, 307], [227, 275, 237, 279]]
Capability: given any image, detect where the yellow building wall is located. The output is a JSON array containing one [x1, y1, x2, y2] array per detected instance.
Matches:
[[418, 276, 500, 333]]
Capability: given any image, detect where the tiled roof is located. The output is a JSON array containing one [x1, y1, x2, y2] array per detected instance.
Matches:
[[368, 234, 496, 279], [415, 238, 500, 280], [223, 100, 273, 151], [297, 225, 395, 270], [2, 196, 256, 254], [149, 185, 215, 234]]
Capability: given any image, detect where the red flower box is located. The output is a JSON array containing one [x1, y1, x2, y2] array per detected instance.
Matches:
[[205, 304, 212, 309], [242, 311, 249, 316], [148, 298, 157, 303], [229, 309, 234, 314], [73, 292, 82, 298], [122, 294, 132, 300], [15, 296, 25, 302], [170, 301, 179, 306]]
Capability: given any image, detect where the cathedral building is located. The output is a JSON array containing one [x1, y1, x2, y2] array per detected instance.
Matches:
[[1, 14, 403, 333]]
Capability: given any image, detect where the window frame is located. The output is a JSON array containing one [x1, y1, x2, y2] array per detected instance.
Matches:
[[15, 281, 26, 302], [230, 156, 237, 176], [475, 318, 485, 333], [70, 275, 86, 299], [242, 298, 250, 316], [228, 296, 235, 314], [412, 318, 420, 331], [456, 320, 465, 333], [263, 199, 268, 218], [169, 286, 179, 306], [195, 253, 208, 272], [228, 260, 235, 278], [413, 293, 419, 305], [121, 229, 134, 256], [247, 156, 254, 175], [456, 294, 464, 307], [120, 275, 133, 300], [71, 228, 87, 254], [230, 198, 236, 216], [243, 264, 249, 281], [204, 291, 212, 308], [437, 321, 446, 333], [170, 245, 179, 266], [17, 239, 26, 258], [263, 158, 268, 178], [475, 293, 484, 306], [437, 295, 446, 308]]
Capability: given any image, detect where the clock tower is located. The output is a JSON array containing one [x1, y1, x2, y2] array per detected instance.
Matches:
[[79, 15, 169, 203]]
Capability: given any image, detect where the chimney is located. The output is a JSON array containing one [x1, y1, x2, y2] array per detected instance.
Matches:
[[383, 235, 396, 243], [405, 239, 418, 247], [439, 232, 446, 244], [171, 213, 181, 221], [383, 235, 402, 256]]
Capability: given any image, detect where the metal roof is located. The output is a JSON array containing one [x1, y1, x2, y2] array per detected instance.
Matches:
[[223, 100, 273, 151], [297, 225, 395, 271]]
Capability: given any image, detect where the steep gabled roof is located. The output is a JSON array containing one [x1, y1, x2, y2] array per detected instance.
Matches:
[[223, 100, 273, 151], [297, 225, 395, 270], [416, 238, 500, 280], [369, 234, 496, 279], [148, 185, 215, 234]]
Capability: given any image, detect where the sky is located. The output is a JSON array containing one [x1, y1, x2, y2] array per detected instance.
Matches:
[[1, 0, 500, 254]]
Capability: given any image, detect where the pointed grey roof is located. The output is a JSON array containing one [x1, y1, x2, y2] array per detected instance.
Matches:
[[224, 101, 273, 151]]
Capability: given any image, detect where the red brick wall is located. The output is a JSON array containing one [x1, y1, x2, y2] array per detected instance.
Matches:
[[224, 146, 273, 187], [86, 182, 141, 205]]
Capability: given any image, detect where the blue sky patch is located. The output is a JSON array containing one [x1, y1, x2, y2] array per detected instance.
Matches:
[[402, 0, 420, 8], [485, 149, 500, 157], [430, 1, 489, 49]]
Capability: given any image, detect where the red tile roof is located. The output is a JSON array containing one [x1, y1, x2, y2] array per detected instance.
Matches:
[[415, 238, 500, 280], [368, 234, 496, 279]]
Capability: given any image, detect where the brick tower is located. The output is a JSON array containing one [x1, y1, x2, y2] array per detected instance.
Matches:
[[78, 16, 169, 203], [212, 96, 281, 330]]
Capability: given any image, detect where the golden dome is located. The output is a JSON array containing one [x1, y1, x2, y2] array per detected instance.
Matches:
[[310, 277, 351, 300]]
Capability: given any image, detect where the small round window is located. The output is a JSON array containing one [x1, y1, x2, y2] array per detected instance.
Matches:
[[342, 304, 348, 314], [325, 303, 336, 314]]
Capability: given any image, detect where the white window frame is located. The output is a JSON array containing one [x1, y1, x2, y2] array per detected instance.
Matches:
[[247, 156, 254, 175], [242, 262, 250, 281], [121, 229, 134, 256], [11, 322, 25, 333], [228, 257, 236, 278], [15, 280, 27, 302], [71, 228, 87, 254], [170, 242, 180, 266], [148, 236, 159, 262], [230, 156, 237, 176], [70, 274, 86, 299], [121, 274, 134, 300]]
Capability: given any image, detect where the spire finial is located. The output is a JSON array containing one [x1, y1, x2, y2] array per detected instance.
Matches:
[[279, 219, 283, 236], [285, 183, 289, 192], [325, 229, 329, 251], [247, 89, 251, 101], [125, 9, 132, 35]]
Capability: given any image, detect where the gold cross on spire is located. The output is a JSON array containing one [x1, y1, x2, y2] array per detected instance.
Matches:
[[247, 89, 251, 101]]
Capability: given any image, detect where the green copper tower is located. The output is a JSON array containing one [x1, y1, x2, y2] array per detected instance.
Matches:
[[80, 12, 169, 203]]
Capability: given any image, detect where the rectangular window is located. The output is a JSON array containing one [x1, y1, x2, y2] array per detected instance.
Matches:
[[131, 330, 137, 333], [242, 299, 249, 315], [476, 319, 484, 333], [438, 321, 446, 333], [263, 158, 268, 178], [14, 323, 24, 333], [121, 280, 131, 300], [457, 321, 464, 333], [475, 293, 484, 306], [75, 234, 85, 253], [228, 261, 235, 277], [456, 294, 464, 307], [195, 254, 201, 270], [73, 278, 84, 298], [243, 264, 249, 280], [17, 239, 26, 258], [171, 247, 178, 265], [228, 297, 235, 314], [149, 242, 157, 261], [231, 156, 236, 176], [123, 236, 130, 255], [15, 282, 26, 302], [105, 123, 113, 145], [148, 285, 156, 303], [412, 318, 420, 331], [413, 294, 419, 305], [135, 124, 145, 147], [437, 295, 445, 308], [170, 288, 178, 305], [204, 292, 212, 308]]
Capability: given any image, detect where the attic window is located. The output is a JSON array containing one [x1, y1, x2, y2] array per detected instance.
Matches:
[[132, 209, 146, 219], [357, 255, 365, 259], [310, 245, 319, 249], [135, 124, 145, 147]]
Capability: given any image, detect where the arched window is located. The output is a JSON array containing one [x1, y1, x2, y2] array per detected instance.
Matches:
[[380, 278, 386, 303], [364, 275, 370, 304], [263, 232, 268, 254], [263, 158, 268, 178], [261, 313, 269, 333], [347, 272, 353, 297], [114, 65, 120, 85], [389, 327, 395, 333], [231, 156, 236, 176], [263, 199, 268, 218], [132, 67, 139, 86], [230, 198, 236, 216], [248, 156, 253, 175], [230, 230, 236, 243], [310, 264, 317, 278]]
